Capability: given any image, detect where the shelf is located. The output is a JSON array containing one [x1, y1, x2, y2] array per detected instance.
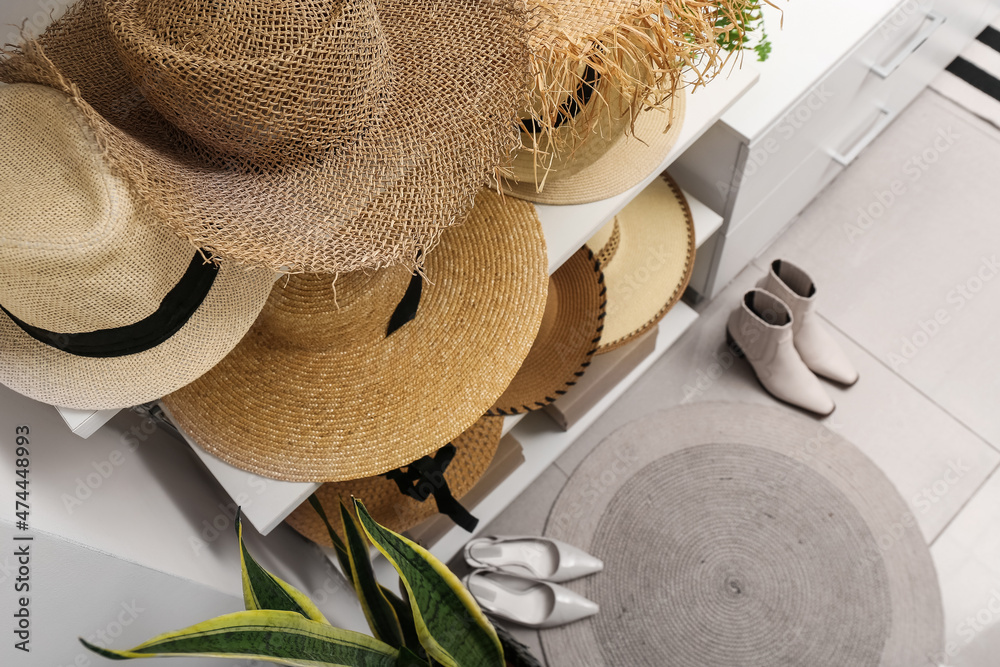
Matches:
[[427, 300, 701, 563], [55, 405, 121, 438], [56, 63, 754, 536]]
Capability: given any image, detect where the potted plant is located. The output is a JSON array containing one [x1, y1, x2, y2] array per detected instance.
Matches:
[[80, 497, 539, 667]]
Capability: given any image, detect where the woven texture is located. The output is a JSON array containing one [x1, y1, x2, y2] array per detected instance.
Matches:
[[586, 172, 693, 352], [543, 402, 944, 667], [286, 416, 502, 543], [0, 0, 530, 274], [161, 189, 548, 482], [488, 246, 606, 415], [0, 83, 273, 410], [521, 0, 741, 179], [501, 88, 686, 205]]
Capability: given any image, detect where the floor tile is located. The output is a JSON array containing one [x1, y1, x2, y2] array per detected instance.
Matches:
[[761, 90, 1000, 449], [932, 469, 1000, 666]]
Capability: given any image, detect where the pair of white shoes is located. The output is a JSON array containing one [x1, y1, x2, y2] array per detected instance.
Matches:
[[462, 536, 603, 628], [726, 259, 859, 416]]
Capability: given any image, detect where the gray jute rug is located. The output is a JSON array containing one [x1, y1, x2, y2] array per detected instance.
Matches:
[[542, 402, 943, 667]]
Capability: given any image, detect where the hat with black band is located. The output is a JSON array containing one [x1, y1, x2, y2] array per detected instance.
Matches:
[[0, 83, 274, 410]]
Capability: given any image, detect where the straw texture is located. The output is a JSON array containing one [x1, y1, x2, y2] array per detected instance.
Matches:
[[586, 172, 694, 352], [0, 0, 531, 274], [162, 189, 548, 482], [521, 0, 746, 178], [543, 402, 944, 667], [488, 246, 606, 415], [501, 87, 686, 205], [286, 416, 503, 543], [0, 83, 273, 410]]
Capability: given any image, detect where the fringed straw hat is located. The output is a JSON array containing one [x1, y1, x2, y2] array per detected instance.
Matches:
[[488, 247, 606, 416], [161, 190, 548, 482], [286, 416, 503, 542], [0, 0, 531, 274], [503, 0, 745, 203], [0, 83, 273, 410], [586, 173, 694, 353]]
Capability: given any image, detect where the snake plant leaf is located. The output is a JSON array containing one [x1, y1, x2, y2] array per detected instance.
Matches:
[[395, 646, 429, 667], [308, 494, 353, 577], [236, 510, 329, 624], [340, 502, 405, 648], [79, 610, 398, 666], [354, 499, 503, 667], [381, 583, 423, 655]]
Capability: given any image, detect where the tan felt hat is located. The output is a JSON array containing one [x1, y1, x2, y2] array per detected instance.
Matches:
[[488, 247, 606, 416], [0, 0, 531, 274], [0, 83, 273, 411], [161, 189, 548, 482], [586, 172, 694, 353], [286, 416, 503, 543], [518, 0, 736, 190]]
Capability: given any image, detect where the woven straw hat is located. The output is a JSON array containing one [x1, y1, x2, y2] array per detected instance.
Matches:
[[286, 416, 502, 543], [516, 0, 739, 198], [488, 247, 606, 416], [586, 172, 694, 353], [0, 0, 530, 274], [0, 83, 273, 410], [161, 189, 547, 482]]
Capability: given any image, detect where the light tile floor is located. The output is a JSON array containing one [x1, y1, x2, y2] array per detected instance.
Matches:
[[463, 90, 1000, 666]]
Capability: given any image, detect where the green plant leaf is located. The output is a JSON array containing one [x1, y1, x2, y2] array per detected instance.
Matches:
[[381, 584, 423, 656], [308, 494, 353, 577], [80, 609, 398, 666], [236, 510, 329, 624], [394, 646, 429, 667], [340, 502, 404, 648], [354, 499, 503, 667]]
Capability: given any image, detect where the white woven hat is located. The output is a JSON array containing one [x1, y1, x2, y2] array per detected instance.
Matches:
[[0, 83, 274, 410]]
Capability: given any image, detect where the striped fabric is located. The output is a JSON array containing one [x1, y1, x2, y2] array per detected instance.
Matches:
[[932, 21, 1000, 128]]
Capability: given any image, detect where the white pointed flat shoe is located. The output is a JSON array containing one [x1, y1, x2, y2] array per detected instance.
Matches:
[[463, 570, 599, 629], [464, 535, 603, 583]]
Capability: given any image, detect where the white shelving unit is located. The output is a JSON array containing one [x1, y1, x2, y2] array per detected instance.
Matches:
[[58, 63, 757, 536]]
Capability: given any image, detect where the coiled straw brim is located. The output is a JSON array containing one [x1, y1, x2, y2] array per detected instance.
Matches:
[[286, 416, 503, 543]]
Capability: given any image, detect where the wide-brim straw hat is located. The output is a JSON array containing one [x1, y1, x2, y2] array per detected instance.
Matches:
[[0, 83, 273, 410], [161, 189, 548, 482], [501, 0, 744, 204], [0, 0, 531, 274], [488, 246, 606, 416], [286, 416, 503, 543], [585, 172, 694, 353]]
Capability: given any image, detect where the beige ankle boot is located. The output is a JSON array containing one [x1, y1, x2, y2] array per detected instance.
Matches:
[[759, 260, 859, 386], [726, 289, 835, 416]]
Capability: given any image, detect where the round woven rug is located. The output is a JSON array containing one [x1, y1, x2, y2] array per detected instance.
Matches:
[[542, 402, 943, 667]]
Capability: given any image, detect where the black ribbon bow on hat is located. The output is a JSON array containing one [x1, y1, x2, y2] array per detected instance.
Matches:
[[383, 443, 478, 532]]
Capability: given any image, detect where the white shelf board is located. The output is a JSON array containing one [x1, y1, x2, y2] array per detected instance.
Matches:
[[169, 65, 754, 537], [428, 300, 700, 563], [55, 405, 121, 438], [541, 63, 758, 272]]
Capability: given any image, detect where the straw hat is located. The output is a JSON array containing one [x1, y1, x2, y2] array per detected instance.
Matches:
[[488, 247, 606, 416], [586, 172, 694, 353], [286, 416, 503, 543], [498, 0, 748, 204], [0, 83, 273, 410], [161, 189, 548, 482], [0, 0, 531, 274]]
